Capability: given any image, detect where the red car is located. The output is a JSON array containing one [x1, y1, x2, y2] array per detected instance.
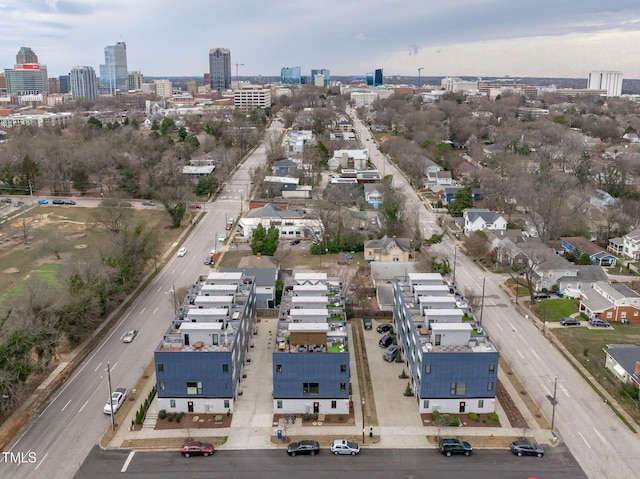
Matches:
[[188, 203, 202, 209], [181, 441, 214, 457]]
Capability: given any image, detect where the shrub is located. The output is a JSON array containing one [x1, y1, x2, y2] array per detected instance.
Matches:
[[467, 412, 479, 421], [395, 352, 403, 363], [487, 412, 499, 425], [167, 413, 174, 422], [447, 416, 460, 427], [405, 382, 412, 395], [158, 409, 167, 420], [313, 413, 318, 420], [338, 415, 344, 421], [303, 413, 310, 421], [432, 410, 441, 421], [175, 414, 181, 423]]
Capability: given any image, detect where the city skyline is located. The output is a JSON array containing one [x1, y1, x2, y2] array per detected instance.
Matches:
[[1, 1, 640, 80]]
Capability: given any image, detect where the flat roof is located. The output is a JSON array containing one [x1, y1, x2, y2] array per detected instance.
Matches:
[[430, 323, 473, 331], [295, 272, 327, 281], [290, 309, 330, 316], [288, 323, 330, 332], [179, 322, 224, 331], [408, 273, 444, 281], [206, 272, 243, 281], [291, 296, 328, 303], [424, 309, 464, 317]]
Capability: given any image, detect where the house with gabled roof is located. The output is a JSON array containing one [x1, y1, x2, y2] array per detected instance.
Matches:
[[561, 237, 617, 266], [603, 344, 640, 388], [621, 228, 640, 260], [580, 281, 640, 323], [463, 208, 507, 235], [364, 183, 383, 208], [364, 236, 415, 262]]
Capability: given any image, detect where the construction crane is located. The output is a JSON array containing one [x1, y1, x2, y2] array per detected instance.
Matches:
[[417, 67, 424, 89], [234, 61, 245, 84]]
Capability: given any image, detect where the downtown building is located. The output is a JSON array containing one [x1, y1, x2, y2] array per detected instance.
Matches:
[[99, 41, 128, 95], [393, 273, 499, 414], [69, 66, 98, 100], [311, 69, 330, 86], [587, 70, 623, 97], [272, 272, 350, 415], [209, 48, 231, 92], [281, 66, 301, 85], [154, 271, 257, 414], [234, 85, 271, 111]]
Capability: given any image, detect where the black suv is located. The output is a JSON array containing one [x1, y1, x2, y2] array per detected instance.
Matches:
[[378, 333, 396, 348], [363, 318, 372, 330], [439, 438, 473, 456], [376, 323, 393, 334], [533, 292, 550, 299]]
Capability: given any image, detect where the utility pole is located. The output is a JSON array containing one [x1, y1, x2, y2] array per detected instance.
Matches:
[[106, 362, 115, 431], [452, 245, 457, 282], [480, 277, 486, 325], [417, 67, 424, 89]]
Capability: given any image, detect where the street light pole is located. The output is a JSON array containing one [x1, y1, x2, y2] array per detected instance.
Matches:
[[550, 377, 558, 432], [479, 277, 486, 325], [106, 362, 115, 431], [452, 245, 457, 282]]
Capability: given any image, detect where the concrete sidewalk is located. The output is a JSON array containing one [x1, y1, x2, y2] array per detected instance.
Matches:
[[105, 316, 556, 452]]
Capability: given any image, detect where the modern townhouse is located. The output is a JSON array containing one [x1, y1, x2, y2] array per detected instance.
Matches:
[[273, 272, 350, 415], [154, 272, 257, 414], [393, 273, 499, 414]]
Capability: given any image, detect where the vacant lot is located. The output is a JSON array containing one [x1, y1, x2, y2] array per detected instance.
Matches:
[[0, 205, 184, 339]]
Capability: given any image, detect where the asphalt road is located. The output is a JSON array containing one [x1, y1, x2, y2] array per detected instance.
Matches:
[[73, 445, 586, 479], [0, 119, 283, 479]]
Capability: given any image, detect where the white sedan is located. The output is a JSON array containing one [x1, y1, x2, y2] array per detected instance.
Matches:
[[218, 234, 226, 243], [177, 247, 187, 257], [122, 330, 138, 343]]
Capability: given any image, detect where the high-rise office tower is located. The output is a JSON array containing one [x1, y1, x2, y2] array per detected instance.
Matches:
[[16, 47, 38, 64], [70, 66, 98, 100], [587, 71, 623, 97], [374, 68, 383, 86], [59, 75, 70, 94], [128, 71, 144, 91], [48, 78, 60, 93], [311, 69, 330, 86], [99, 41, 128, 95], [209, 48, 231, 91], [4, 64, 48, 94], [281, 66, 301, 85]]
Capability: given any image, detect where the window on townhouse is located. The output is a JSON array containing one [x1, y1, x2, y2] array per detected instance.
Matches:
[[277, 400, 282, 409], [222, 364, 229, 373], [159, 382, 165, 390], [489, 364, 495, 373], [187, 381, 203, 395], [340, 382, 346, 391], [450, 382, 467, 395], [487, 382, 494, 391], [425, 364, 431, 374], [224, 400, 229, 409], [331, 400, 337, 409], [157, 363, 164, 373], [303, 382, 319, 395], [423, 400, 429, 409], [276, 364, 282, 373], [478, 399, 484, 408], [170, 400, 176, 408], [621, 312, 627, 319], [340, 364, 347, 373]]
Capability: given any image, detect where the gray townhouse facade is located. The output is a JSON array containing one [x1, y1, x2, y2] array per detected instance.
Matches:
[[154, 271, 257, 414], [272, 272, 350, 415], [393, 273, 499, 414]]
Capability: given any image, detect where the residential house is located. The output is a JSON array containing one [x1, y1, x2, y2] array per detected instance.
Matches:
[[273, 272, 350, 414], [590, 189, 618, 210], [393, 273, 499, 414], [438, 186, 482, 206], [463, 208, 507, 235], [621, 229, 640, 260], [154, 271, 257, 414], [364, 236, 415, 262], [273, 159, 298, 177], [329, 149, 369, 171], [238, 203, 323, 240], [580, 281, 640, 323], [219, 267, 277, 309], [364, 183, 383, 209], [556, 265, 608, 293], [182, 152, 216, 181], [561, 237, 617, 266], [603, 344, 640, 388]]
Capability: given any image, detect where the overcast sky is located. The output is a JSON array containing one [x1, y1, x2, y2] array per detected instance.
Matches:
[[2, 0, 640, 81]]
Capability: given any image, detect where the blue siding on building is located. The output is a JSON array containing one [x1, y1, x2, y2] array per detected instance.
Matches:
[[273, 352, 350, 399], [156, 351, 234, 398], [420, 352, 499, 398]]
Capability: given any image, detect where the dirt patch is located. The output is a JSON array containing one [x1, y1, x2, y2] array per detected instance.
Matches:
[[65, 233, 87, 240], [2, 267, 19, 274], [273, 409, 356, 427], [73, 244, 88, 249], [155, 413, 232, 430]]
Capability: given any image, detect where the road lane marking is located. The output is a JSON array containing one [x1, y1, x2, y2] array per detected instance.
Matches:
[[94, 362, 103, 372], [61, 399, 72, 412], [34, 452, 48, 471], [153, 307, 158, 315], [139, 307, 145, 315], [543, 386, 551, 396], [157, 286, 163, 293], [517, 350, 524, 359], [494, 322, 504, 332], [560, 384, 570, 397], [593, 427, 606, 443], [578, 431, 591, 448], [121, 451, 136, 472], [110, 362, 118, 372], [531, 350, 540, 360], [78, 399, 89, 413]]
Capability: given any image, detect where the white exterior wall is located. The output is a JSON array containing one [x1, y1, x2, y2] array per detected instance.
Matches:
[[158, 397, 234, 414], [587, 71, 623, 97], [418, 396, 496, 414], [273, 398, 349, 415]]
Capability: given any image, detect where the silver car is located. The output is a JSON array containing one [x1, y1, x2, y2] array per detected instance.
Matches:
[[330, 439, 360, 455]]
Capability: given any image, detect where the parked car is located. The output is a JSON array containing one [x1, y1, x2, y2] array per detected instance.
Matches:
[[510, 439, 544, 457], [226, 220, 234, 230], [560, 317, 580, 326], [376, 323, 393, 334], [533, 292, 550, 300], [37, 199, 48, 205], [181, 441, 214, 457], [330, 439, 360, 455], [188, 203, 201, 209], [384, 345, 401, 362], [177, 247, 187, 257], [290, 239, 300, 245], [52, 199, 65, 205], [141, 200, 155, 206], [439, 438, 473, 456], [204, 256, 213, 265], [103, 388, 127, 414], [122, 330, 138, 343], [218, 233, 226, 243], [589, 317, 611, 328], [0, 198, 12, 203], [363, 318, 372, 330], [287, 440, 320, 456], [378, 333, 396, 348], [63, 200, 76, 205]]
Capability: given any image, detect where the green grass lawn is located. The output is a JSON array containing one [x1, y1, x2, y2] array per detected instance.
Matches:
[[533, 298, 580, 322]]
